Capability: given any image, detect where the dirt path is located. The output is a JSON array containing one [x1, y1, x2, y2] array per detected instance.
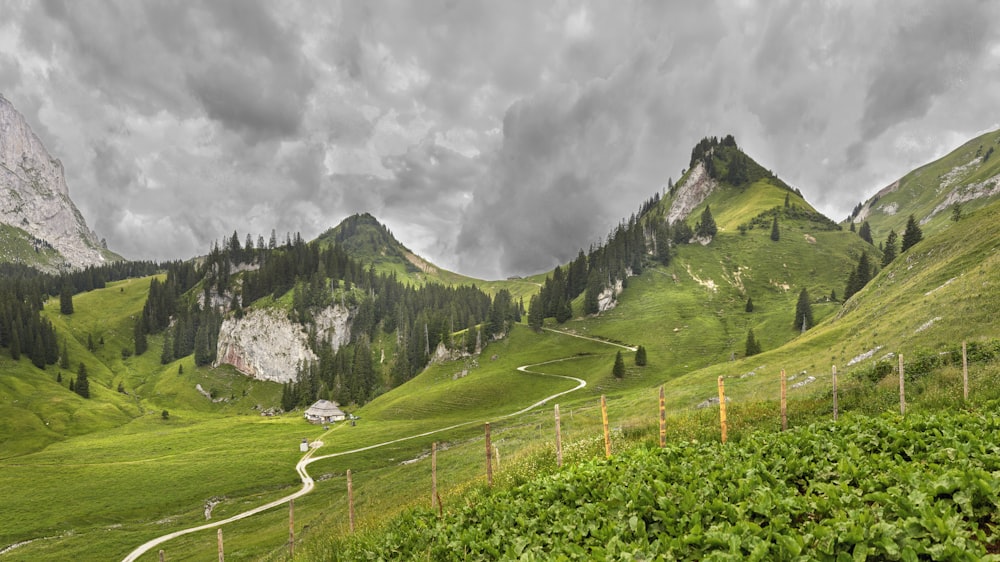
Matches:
[[121, 336, 606, 561]]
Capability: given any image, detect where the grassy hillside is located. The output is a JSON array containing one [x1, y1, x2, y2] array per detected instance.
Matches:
[[3, 139, 999, 560], [850, 128, 1000, 243], [0, 222, 64, 269]]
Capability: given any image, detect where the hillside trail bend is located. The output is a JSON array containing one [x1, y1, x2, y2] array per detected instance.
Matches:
[[122, 328, 626, 562]]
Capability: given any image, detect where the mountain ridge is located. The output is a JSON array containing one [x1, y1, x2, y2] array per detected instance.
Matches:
[[0, 94, 118, 271]]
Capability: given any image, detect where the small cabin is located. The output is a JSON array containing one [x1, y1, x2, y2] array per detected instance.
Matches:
[[304, 400, 346, 424]]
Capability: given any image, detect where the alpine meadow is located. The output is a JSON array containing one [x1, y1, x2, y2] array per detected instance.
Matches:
[[3, 115, 1000, 561]]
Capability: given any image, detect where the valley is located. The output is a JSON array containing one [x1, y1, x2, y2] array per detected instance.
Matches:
[[1, 130, 999, 560]]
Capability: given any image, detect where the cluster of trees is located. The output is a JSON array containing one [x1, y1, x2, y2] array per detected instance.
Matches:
[[843, 214, 923, 303], [0, 283, 59, 368]]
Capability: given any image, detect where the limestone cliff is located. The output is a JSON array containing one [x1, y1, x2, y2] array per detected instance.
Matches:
[[0, 94, 110, 270], [215, 305, 353, 383], [667, 161, 717, 225]]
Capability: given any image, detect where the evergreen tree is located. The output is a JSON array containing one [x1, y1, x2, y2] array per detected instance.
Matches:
[[745, 296, 754, 313], [844, 252, 873, 301], [951, 203, 962, 222], [784, 193, 790, 208], [695, 205, 718, 238], [160, 330, 175, 364], [858, 221, 873, 244], [87, 333, 95, 352], [612, 350, 626, 379], [554, 294, 572, 323], [770, 216, 780, 241], [634, 345, 647, 366], [134, 320, 148, 356], [849, 221, 856, 233], [60, 282, 74, 315], [60, 339, 70, 369], [901, 214, 923, 252], [881, 230, 898, 267], [75, 362, 90, 398], [527, 294, 543, 331], [794, 288, 813, 333], [745, 328, 761, 357]]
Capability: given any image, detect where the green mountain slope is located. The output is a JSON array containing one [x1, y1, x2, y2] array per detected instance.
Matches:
[[3, 133, 999, 561], [313, 211, 542, 299], [848, 128, 1000, 244]]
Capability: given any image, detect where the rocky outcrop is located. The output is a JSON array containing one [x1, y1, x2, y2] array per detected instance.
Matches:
[[0, 94, 109, 270], [214, 305, 353, 383], [667, 162, 717, 225]]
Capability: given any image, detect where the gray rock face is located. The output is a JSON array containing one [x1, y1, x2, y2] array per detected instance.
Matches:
[[0, 94, 107, 269], [667, 161, 717, 226], [215, 305, 353, 383]]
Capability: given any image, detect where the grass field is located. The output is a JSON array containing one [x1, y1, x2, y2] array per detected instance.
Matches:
[[2, 197, 999, 559]]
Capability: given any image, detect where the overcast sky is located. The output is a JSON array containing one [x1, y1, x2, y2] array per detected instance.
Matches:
[[2, 1, 999, 279]]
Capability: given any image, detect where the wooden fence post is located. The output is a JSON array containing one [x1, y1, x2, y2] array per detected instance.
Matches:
[[601, 395, 611, 459], [554, 404, 563, 467], [347, 469, 355, 534], [899, 354, 906, 416], [962, 341, 969, 401], [289, 498, 294, 558], [832, 365, 838, 422], [217, 528, 224, 562], [718, 376, 727, 444], [158, 549, 165, 562], [485, 423, 493, 486], [659, 386, 666, 448], [780, 370, 787, 432], [431, 442, 438, 508]]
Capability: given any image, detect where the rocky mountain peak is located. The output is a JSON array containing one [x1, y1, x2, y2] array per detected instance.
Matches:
[[0, 94, 111, 270]]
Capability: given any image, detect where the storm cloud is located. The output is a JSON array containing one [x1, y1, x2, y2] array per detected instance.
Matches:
[[3, 1, 999, 278]]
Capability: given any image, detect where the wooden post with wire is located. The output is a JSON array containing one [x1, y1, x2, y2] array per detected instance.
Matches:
[[217, 528, 224, 562], [601, 395, 611, 458], [718, 376, 727, 444], [554, 404, 563, 467], [962, 341, 969, 401], [780, 369, 787, 432], [659, 386, 666, 448], [899, 354, 906, 415], [289, 498, 295, 558], [485, 423, 493, 486], [431, 442, 438, 509], [347, 469, 355, 534], [832, 365, 839, 422]]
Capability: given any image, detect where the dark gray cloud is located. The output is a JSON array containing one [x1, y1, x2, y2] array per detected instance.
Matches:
[[3, 1, 1000, 277]]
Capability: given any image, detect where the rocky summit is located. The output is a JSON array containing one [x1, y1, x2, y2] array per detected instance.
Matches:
[[0, 94, 110, 270]]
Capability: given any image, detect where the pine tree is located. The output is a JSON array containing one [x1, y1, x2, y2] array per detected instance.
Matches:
[[881, 230, 898, 267], [613, 350, 626, 379], [951, 203, 962, 222], [634, 345, 647, 366], [527, 294, 543, 331], [770, 216, 780, 241], [794, 288, 813, 333], [695, 205, 718, 238], [745, 296, 754, 312], [745, 328, 761, 357], [901, 214, 923, 252], [60, 339, 70, 369], [134, 320, 148, 356], [75, 362, 90, 398], [858, 221, 873, 244], [60, 282, 74, 315], [87, 333, 95, 352], [844, 252, 873, 301]]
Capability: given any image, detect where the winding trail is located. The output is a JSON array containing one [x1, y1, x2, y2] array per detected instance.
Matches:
[[121, 332, 625, 561]]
